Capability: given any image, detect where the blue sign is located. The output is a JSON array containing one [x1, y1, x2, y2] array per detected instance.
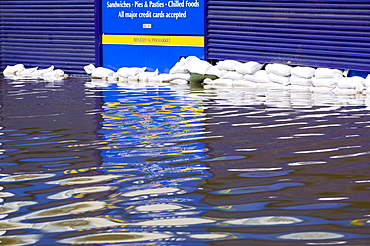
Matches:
[[102, 0, 204, 35]]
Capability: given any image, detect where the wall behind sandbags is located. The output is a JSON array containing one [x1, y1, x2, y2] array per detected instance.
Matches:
[[0, 0, 98, 75], [206, 1, 370, 73]]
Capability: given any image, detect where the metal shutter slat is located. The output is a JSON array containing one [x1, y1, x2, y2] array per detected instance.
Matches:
[[206, 0, 370, 71], [0, 0, 97, 75]]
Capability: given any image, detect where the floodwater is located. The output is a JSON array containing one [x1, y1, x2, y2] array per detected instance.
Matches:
[[1, 75, 370, 245]]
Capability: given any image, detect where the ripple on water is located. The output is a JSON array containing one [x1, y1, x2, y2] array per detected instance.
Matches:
[[278, 231, 345, 240], [20, 201, 107, 220], [224, 216, 303, 226], [212, 182, 304, 195], [129, 217, 215, 227], [46, 175, 123, 185], [0, 234, 40, 246], [58, 232, 172, 244], [47, 186, 115, 200], [38, 217, 123, 232], [0, 173, 56, 182], [121, 187, 181, 197]]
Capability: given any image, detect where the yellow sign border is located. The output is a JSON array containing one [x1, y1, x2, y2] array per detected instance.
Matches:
[[102, 35, 204, 47]]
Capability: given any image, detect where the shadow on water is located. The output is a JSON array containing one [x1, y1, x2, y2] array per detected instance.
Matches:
[[0, 76, 370, 245]]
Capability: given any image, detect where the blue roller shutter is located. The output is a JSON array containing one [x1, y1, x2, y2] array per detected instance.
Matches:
[[0, 0, 98, 75], [206, 0, 370, 71]]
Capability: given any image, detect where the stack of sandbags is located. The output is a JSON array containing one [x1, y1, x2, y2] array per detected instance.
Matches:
[[3, 64, 66, 81], [311, 67, 344, 91], [166, 56, 208, 83], [204, 60, 241, 85], [244, 70, 271, 87], [235, 61, 264, 87], [113, 67, 147, 81], [3, 64, 25, 77], [84, 64, 115, 80], [265, 63, 292, 87], [334, 76, 365, 93], [289, 66, 315, 88]]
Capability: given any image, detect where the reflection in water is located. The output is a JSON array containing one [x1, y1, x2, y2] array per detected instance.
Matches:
[[59, 232, 172, 244], [38, 217, 122, 232], [1, 77, 370, 244]]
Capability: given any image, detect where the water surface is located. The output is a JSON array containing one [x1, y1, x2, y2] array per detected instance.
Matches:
[[1, 76, 370, 245]]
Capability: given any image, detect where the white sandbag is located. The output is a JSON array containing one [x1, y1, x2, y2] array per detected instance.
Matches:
[[337, 76, 365, 90], [203, 78, 234, 86], [315, 67, 343, 79], [205, 66, 227, 77], [235, 61, 264, 75], [267, 73, 290, 86], [265, 63, 292, 77], [287, 84, 311, 91], [148, 73, 190, 83], [184, 56, 201, 65], [31, 66, 55, 77], [137, 69, 159, 82], [3, 64, 25, 76], [365, 74, 370, 88], [245, 70, 271, 83], [186, 60, 213, 75], [289, 75, 312, 87], [84, 64, 96, 74], [232, 80, 258, 88], [169, 60, 188, 74], [215, 60, 242, 71], [17, 67, 38, 77], [116, 67, 147, 78], [221, 71, 244, 80], [43, 69, 65, 80], [91, 67, 115, 79], [291, 66, 316, 78], [311, 77, 338, 88], [265, 82, 285, 89], [310, 86, 333, 93], [170, 79, 189, 84], [112, 72, 125, 82]]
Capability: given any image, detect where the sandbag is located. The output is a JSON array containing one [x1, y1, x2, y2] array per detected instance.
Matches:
[[148, 73, 191, 83], [43, 69, 65, 81], [91, 67, 115, 79], [17, 67, 38, 77], [265, 63, 292, 77], [3, 64, 25, 76], [84, 64, 95, 74], [291, 66, 316, 78], [137, 69, 159, 82], [116, 67, 147, 78], [215, 60, 242, 71], [312, 77, 338, 88], [245, 70, 271, 83], [206, 66, 227, 77], [315, 67, 343, 79], [232, 80, 258, 88], [221, 71, 244, 80], [235, 61, 264, 75], [365, 74, 370, 88], [289, 75, 312, 87], [337, 76, 365, 90], [186, 60, 213, 75], [31, 66, 55, 77], [267, 73, 290, 85], [203, 78, 234, 86], [169, 62, 188, 74]]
